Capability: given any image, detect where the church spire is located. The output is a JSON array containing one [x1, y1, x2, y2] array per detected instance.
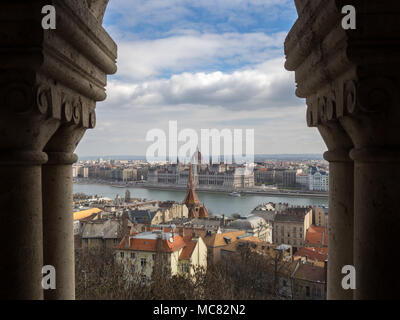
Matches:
[[188, 165, 195, 188], [184, 164, 200, 207]]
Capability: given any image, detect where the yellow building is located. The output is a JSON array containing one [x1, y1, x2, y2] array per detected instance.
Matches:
[[73, 207, 103, 221], [313, 207, 328, 228], [202, 230, 247, 264]]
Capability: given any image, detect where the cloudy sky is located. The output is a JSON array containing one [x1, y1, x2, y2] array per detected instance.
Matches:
[[76, 0, 326, 157]]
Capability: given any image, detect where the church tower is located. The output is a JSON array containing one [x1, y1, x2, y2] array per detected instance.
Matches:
[[183, 165, 209, 219]]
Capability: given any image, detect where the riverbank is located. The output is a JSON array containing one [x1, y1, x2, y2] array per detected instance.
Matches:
[[73, 183, 328, 216], [73, 178, 328, 199]]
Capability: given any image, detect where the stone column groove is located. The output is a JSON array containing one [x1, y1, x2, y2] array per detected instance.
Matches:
[[42, 151, 79, 300], [285, 0, 400, 299], [0, 152, 48, 299], [1, 0, 116, 299]]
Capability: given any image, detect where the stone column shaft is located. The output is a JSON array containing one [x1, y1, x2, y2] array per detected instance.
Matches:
[[42, 153, 77, 300], [325, 152, 354, 300], [0, 153, 48, 299], [1, 0, 116, 300], [352, 150, 400, 299], [285, 0, 400, 300]]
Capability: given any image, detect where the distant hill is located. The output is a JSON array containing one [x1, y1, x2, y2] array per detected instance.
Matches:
[[78, 155, 147, 161], [78, 154, 324, 162], [254, 154, 324, 161]]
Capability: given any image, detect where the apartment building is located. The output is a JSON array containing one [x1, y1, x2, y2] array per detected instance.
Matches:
[[273, 207, 313, 249], [115, 231, 207, 283]]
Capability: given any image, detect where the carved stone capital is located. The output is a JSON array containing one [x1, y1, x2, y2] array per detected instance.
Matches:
[[1, 0, 116, 164], [286, 0, 400, 158]]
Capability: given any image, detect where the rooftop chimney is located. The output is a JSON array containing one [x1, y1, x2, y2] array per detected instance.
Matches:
[[122, 210, 129, 238], [124, 235, 130, 249]]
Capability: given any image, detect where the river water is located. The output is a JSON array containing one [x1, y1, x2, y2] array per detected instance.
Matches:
[[73, 183, 328, 217]]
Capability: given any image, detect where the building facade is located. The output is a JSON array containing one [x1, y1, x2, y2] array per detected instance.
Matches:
[[273, 208, 313, 249], [115, 231, 207, 283]]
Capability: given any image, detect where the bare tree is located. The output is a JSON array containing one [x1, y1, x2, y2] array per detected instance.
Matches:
[[75, 246, 284, 300]]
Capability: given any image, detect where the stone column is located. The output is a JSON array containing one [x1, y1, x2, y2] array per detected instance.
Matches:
[[0, 0, 116, 299], [0, 83, 61, 299], [42, 153, 76, 299], [42, 124, 87, 300], [351, 149, 400, 299], [0, 153, 47, 299], [306, 99, 355, 300], [340, 76, 400, 299], [324, 154, 354, 299], [286, 0, 400, 299]]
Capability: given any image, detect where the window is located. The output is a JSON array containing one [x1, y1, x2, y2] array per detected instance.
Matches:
[[141, 275, 147, 286], [182, 264, 190, 273], [131, 265, 135, 273], [130, 252, 135, 259], [306, 286, 310, 297], [120, 252, 124, 258], [141, 258, 147, 269], [152, 254, 156, 261]]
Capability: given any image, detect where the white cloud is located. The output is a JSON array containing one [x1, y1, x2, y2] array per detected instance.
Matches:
[[76, 57, 326, 157], [106, 56, 301, 111], [74, 1, 324, 157], [116, 32, 286, 81]]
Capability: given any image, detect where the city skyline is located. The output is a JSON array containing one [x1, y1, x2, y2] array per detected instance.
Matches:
[[75, 0, 326, 157]]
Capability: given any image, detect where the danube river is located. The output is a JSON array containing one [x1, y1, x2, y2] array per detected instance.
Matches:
[[73, 183, 328, 217]]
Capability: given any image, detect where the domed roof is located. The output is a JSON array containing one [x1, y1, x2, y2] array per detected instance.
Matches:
[[229, 215, 266, 230]]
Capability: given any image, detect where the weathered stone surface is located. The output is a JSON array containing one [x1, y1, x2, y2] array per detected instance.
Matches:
[[286, 0, 400, 299], [0, 0, 117, 299]]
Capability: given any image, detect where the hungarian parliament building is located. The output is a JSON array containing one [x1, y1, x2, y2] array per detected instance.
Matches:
[[147, 152, 255, 189]]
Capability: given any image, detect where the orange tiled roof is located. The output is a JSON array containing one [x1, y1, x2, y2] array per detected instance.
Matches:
[[73, 208, 102, 221], [198, 206, 209, 218], [179, 241, 196, 260], [240, 236, 262, 242], [116, 235, 185, 253], [305, 225, 328, 246], [294, 262, 326, 283], [184, 166, 201, 206], [221, 239, 273, 255], [184, 189, 201, 206], [294, 247, 328, 262], [188, 207, 197, 219], [150, 226, 173, 233], [202, 230, 246, 247]]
